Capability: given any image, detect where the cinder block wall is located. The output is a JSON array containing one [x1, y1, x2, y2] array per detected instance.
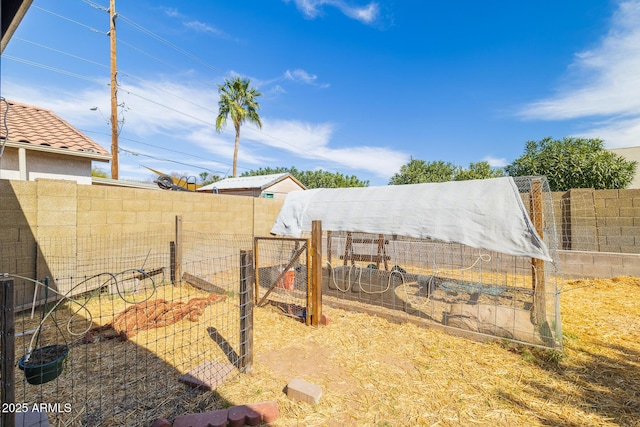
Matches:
[[0, 179, 284, 240], [1, 179, 285, 306], [593, 189, 640, 253], [556, 188, 640, 253], [3, 179, 640, 288], [0, 180, 39, 306]]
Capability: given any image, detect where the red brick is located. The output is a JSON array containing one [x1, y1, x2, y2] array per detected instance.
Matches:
[[227, 405, 261, 427], [172, 409, 228, 427], [245, 401, 279, 423], [151, 419, 172, 427], [178, 361, 235, 391], [321, 313, 330, 326]]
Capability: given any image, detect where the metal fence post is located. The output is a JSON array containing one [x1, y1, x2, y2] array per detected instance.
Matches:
[[239, 250, 254, 373], [1, 278, 16, 427]]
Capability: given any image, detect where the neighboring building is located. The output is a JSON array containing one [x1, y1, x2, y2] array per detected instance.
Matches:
[[608, 146, 640, 189], [0, 99, 110, 184], [197, 173, 306, 199]]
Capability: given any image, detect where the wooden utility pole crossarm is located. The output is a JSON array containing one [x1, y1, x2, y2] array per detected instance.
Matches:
[[109, 0, 119, 180]]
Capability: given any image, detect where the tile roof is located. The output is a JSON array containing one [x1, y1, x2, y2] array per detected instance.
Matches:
[[199, 173, 296, 191], [0, 99, 109, 156]]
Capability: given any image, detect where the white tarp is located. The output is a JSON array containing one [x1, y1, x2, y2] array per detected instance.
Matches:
[[270, 177, 552, 261]]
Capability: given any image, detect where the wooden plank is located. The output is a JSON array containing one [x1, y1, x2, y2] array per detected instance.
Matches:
[[339, 254, 391, 262], [530, 178, 551, 343], [306, 237, 312, 326], [182, 272, 226, 295], [348, 238, 390, 244], [179, 361, 235, 390], [311, 221, 323, 326], [133, 267, 164, 280], [343, 232, 353, 266]]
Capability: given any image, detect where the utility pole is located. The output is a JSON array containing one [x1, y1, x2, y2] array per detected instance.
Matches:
[[109, 0, 119, 179]]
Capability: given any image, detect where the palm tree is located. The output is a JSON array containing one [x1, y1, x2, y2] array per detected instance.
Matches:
[[215, 77, 263, 177]]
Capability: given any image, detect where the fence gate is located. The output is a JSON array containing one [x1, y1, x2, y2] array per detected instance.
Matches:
[[254, 237, 312, 326]]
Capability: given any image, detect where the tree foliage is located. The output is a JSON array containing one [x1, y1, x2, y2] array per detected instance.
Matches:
[[455, 161, 505, 181], [505, 137, 637, 191], [91, 167, 108, 178], [199, 172, 221, 186], [241, 167, 369, 188], [215, 77, 262, 177], [388, 159, 503, 185]]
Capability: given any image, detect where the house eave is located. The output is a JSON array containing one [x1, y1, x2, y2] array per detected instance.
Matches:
[[4, 140, 111, 162]]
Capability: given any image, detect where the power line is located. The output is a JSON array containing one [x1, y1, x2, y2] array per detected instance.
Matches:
[[80, 129, 232, 174], [118, 39, 178, 75], [118, 147, 229, 175], [79, 0, 109, 13], [118, 74, 218, 119], [5, 52, 372, 169], [20, 5, 314, 156], [121, 89, 219, 128], [13, 37, 109, 70], [2, 55, 108, 85], [117, 14, 223, 76], [33, 5, 106, 34], [14, 4, 394, 173]]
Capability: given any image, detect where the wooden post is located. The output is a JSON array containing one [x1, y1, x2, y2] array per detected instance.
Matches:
[[109, 0, 119, 179], [311, 220, 323, 326], [1, 279, 16, 427], [239, 250, 254, 373], [530, 179, 548, 330], [174, 215, 183, 286], [306, 238, 312, 326]]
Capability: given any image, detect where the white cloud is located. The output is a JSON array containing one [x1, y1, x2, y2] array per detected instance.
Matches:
[[285, 0, 379, 24], [574, 116, 640, 148], [482, 156, 508, 168], [241, 118, 408, 178], [284, 69, 330, 88], [518, 0, 640, 148], [285, 69, 317, 84], [3, 73, 405, 180], [163, 7, 228, 38], [183, 20, 225, 36]]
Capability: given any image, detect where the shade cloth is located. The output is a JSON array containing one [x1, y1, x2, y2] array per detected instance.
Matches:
[[270, 177, 552, 261]]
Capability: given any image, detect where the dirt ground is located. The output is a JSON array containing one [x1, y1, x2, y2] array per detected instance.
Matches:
[[12, 276, 638, 426], [215, 276, 640, 427]]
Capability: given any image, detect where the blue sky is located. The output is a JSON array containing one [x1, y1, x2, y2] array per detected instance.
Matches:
[[2, 0, 639, 186]]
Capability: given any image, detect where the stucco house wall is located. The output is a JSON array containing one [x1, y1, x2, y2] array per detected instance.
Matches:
[[608, 146, 640, 189]]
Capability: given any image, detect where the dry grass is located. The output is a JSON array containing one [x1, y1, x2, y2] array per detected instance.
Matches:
[[13, 276, 640, 426], [214, 276, 640, 427]]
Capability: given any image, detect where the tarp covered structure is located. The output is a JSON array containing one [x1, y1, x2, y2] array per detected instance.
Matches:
[[270, 177, 552, 261]]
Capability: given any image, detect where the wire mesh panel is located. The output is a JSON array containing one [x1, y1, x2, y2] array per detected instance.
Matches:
[[321, 177, 562, 349], [254, 237, 311, 325], [557, 190, 600, 251], [0, 231, 253, 426]]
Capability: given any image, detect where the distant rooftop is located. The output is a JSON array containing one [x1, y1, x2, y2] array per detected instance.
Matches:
[[199, 173, 301, 191], [0, 99, 109, 157]]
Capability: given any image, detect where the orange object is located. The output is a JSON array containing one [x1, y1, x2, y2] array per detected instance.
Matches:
[[278, 269, 295, 290]]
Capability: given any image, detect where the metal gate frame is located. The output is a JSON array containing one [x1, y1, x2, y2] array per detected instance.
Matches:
[[254, 236, 312, 326]]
